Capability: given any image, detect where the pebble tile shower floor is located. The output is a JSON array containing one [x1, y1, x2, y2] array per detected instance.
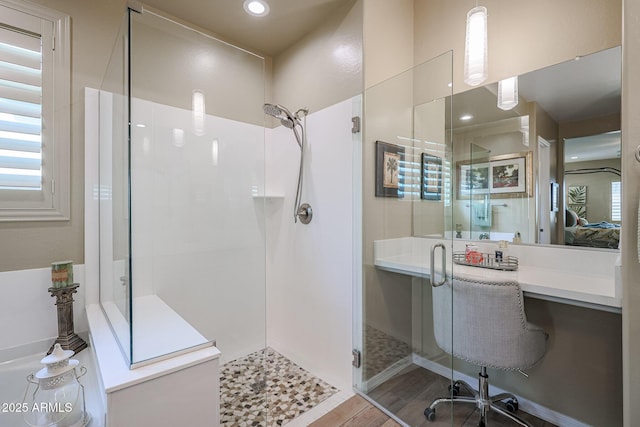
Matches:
[[220, 348, 339, 426]]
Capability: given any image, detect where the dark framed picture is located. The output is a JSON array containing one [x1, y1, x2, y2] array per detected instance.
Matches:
[[375, 140, 405, 198], [421, 153, 442, 200]]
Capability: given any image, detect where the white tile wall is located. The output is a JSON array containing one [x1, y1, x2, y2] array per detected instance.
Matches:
[[266, 97, 356, 391]]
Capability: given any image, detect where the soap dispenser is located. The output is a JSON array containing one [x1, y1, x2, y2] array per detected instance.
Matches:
[[513, 232, 522, 244], [496, 240, 508, 263]]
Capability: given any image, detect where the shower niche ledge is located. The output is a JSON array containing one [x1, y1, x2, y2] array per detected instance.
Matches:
[[252, 194, 285, 203]]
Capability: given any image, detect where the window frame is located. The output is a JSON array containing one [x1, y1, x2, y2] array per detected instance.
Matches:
[[611, 180, 621, 222], [0, 0, 70, 221]]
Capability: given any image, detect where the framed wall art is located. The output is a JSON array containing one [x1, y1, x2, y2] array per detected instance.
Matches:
[[457, 151, 532, 199], [375, 140, 405, 198]]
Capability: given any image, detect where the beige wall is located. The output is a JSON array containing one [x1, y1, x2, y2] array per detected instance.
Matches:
[[364, 0, 414, 89], [130, 11, 265, 126], [532, 102, 560, 243], [414, 0, 621, 93], [271, 0, 362, 119], [360, 0, 416, 374], [0, 0, 127, 272], [622, 0, 640, 424]]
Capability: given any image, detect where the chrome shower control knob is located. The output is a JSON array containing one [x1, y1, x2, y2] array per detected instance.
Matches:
[[297, 203, 312, 224]]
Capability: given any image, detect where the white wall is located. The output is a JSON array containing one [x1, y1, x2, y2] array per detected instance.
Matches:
[[129, 99, 267, 364], [0, 265, 87, 353], [266, 98, 356, 391]]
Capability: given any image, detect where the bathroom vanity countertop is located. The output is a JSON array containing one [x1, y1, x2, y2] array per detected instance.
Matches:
[[374, 237, 621, 313]]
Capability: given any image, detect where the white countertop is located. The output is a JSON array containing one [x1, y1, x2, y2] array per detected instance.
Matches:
[[374, 237, 621, 313], [86, 303, 221, 394]]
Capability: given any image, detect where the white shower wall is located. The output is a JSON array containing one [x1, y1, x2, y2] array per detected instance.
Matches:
[[266, 97, 357, 391], [130, 98, 267, 364]]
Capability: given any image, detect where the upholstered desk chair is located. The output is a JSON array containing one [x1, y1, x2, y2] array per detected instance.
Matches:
[[424, 276, 548, 427]]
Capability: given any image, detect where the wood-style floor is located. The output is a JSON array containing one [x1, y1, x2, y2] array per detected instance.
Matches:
[[310, 365, 557, 427]]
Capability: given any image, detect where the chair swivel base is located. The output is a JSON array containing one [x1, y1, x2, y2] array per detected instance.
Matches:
[[424, 367, 531, 427]]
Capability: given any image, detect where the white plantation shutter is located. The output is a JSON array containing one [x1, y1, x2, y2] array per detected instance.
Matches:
[[0, 22, 43, 191], [0, 1, 69, 221], [611, 181, 621, 222]]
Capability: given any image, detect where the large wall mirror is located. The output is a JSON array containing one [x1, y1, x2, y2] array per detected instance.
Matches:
[[428, 46, 621, 250]]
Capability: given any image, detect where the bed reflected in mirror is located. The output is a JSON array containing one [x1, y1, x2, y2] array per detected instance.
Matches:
[[563, 130, 621, 248]]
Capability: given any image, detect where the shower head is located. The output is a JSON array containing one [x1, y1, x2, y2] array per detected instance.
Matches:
[[280, 118, 294, 129], [263, 103, 285, 119], [263, 103, 295, 121], [264, 103, 301, 130]]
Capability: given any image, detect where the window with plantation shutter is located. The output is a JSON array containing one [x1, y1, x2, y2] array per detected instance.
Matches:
[[0, 1, 69, 221], [611, 181, 621, 222]]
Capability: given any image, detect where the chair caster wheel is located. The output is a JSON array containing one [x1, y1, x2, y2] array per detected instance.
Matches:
[[448, 384, 460, 396], [424, 407, 436, 421], [505, 398, 519, 412]]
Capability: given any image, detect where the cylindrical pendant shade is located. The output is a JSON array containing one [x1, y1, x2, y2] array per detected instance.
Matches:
[[497, 76, 519, 110], [464, 6, 488, 86], [192, 90, 205, 136]]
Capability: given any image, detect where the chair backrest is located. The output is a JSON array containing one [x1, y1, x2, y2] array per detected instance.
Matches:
[[432, 276, 547, 370]]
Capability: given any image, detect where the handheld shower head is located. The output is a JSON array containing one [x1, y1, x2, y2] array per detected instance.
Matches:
[[263, 102, 310, 224], [264, 103, 298, 130], [263, 103, 284, 119], [280, 118, 294, 129]]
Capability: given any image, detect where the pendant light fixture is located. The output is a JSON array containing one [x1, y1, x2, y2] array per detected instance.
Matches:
[[192, 90, 205, 136], [497, 76, 519, 110], [464, 5, 488, 86]]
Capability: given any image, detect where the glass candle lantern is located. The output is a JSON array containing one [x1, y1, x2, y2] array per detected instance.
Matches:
[[22, 344, 89, 427]]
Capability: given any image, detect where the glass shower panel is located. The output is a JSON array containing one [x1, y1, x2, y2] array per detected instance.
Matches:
[[98, 9, 132, 364], [127, 9, 266, 366], [356, 51, 453, 425]]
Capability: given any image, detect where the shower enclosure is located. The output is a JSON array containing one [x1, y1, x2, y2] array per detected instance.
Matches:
[[354, 51, 456, 424], [98, 5, 266, 374]]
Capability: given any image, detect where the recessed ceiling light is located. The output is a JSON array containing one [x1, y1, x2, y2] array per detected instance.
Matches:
[[570, 156, 579, 159], [460, 114, 473, 121], [243, 0, 269, 16]]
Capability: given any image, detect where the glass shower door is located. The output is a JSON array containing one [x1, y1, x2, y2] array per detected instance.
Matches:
[[355, 51, 455, 425]]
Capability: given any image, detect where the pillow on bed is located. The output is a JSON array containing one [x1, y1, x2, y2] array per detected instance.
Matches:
[[578, 217, 588, 226], [565, 209, 579, 227]]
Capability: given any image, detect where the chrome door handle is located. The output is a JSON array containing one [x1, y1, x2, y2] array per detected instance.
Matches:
[[430, 243, 447, 287]]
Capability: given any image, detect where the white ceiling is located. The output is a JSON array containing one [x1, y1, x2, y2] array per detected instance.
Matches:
[[565, 131, 621, 163], [518, 46, 622, 123], [139, 0, 347, 56], [452, 46, 621, 161]]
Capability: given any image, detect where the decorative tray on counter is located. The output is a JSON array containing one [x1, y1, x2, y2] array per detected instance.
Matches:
[[452, 251, 519, 271]]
